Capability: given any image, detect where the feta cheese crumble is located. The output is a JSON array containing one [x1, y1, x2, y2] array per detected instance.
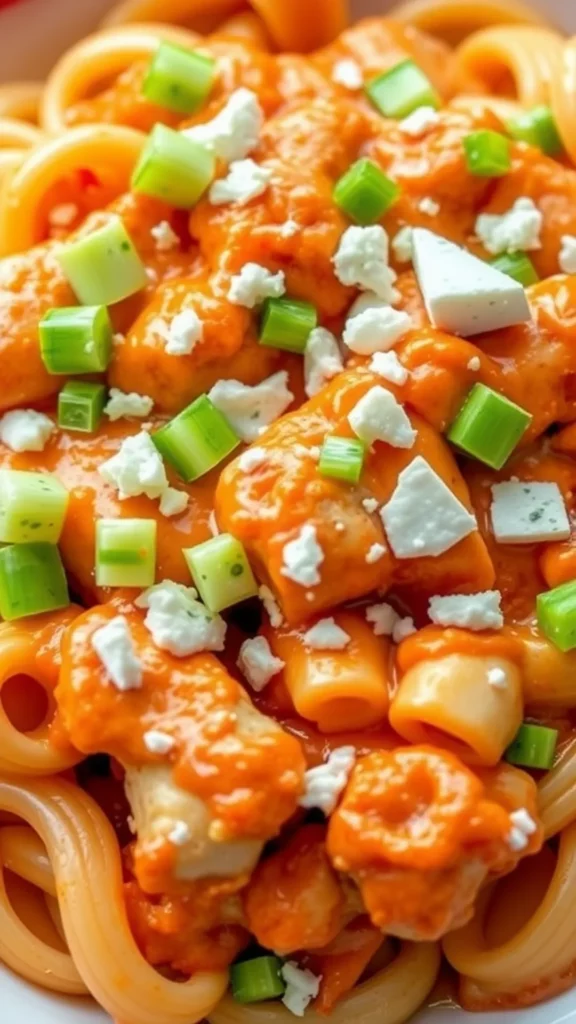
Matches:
[[333, 225, 397, 301], [302, 617, 351, 649], [209, 158, 272, 205], [392, 616, 416, 643], [428, 591, 504, 630], [228, 262, 286, 308], [366, 602, 399, 636], [281, 524, 324, 587], [370, 350, 409, 384], [158, 487, 189, 517], [411, 228, 531, 337], [348, 385, 416, 448], [183, 88, 263, 163], [99, 430, 168, 500], [150, 220, 179, 251], [490, 481, 570, 544], [143, 730, 175, 754], [343, 304, 412, 355], [259, 584, 284, 627], [281, 962, 321, 1017], [559, 235, 576, 274], [381, 456, 477, 558], [304, 327, 343, 397], [467, 356, 481, 371], [487, 667, 507, 688], [475, 197, 542, 254], [168, 820, 192, 846], [399, 106, 440, 137], [91, 615, 142, 691], [209, 371, 293, 442], [507, 807, 537, 852], [135, 580, 226, 657], [160, 308, 204, 355], [392, 225, 413, 263], [0, 409, 54, 452], [366, 542, 386, 563], [298, 746, 356, 814], [332, 58, 363, 90], [49, 202, 78, 227], [418, 196, 440, 216], [279, 218, 299, 237], [104, 389, 154, 421], [238, 446, 268, 472], [362, 497, 379, 514], [237, 636, 285, 691]]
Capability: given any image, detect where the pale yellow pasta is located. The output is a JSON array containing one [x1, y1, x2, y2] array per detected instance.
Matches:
[[41, 24, 201, 135], [444, 824, 576, 1006], [0, 122, 144, 256], [389, 653, 523, 766]]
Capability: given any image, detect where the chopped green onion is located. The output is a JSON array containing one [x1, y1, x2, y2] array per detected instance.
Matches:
[[507, 105, 563, 157], [489, 252, 539, 287], [39, 307, 112, 375], [506, 722, 558, 770], [333, 158, 400, 225], [463, 130, 511, 177], [131, 123, 215, 208], [0, 470, 69, 544], [142, 41, 216, 115], [96, 518, 157, 587], [152, 394, 240, 482], [447, 383, 532, 470], [537, 580, 576, 652], [58, 381, 107, 433], [259, 298, 317, 354], [230, 956, 285, 1004], [365, 59, 440, 120], [318, 436, 365, 484], [57, 215, 147, 305], [0, 543, 69, 621], [184, 533, 257, 612]]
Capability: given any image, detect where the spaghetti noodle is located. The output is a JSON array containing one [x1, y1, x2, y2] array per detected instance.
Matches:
[[0, 1, 576, 1023]]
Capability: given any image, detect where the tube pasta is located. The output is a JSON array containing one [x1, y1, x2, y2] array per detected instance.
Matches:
[[0, 122, 145, 256], [389, 0, 549, 45], [102, 0, 348, 50], [0, 775, 227, 1024], [41, 24, 201, 134], [268, 612, 390, 733], [1, 1, 576, 1020], [102, 0, 250, 32], [209, 941, 441, 1024], [390, 653, 523, 766], [0, 618, 80, 777], [443, 823, 576, 1004]]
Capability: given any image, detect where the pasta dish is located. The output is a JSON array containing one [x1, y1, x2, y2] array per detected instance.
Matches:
[[1, 0, 576, 1021]]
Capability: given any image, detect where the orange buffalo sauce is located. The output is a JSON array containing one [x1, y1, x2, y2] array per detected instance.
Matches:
[[56, 603, 305, 841]]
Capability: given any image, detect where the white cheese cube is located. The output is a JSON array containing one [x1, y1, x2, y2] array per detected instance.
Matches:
[[381, 455, 477, 558], [428, 590, 504, 630], [411, 227, 531, 337], [490, 481, 571, 544], [209, 371, 293, 442], [237, 636, 285, 691], [348, 385, 416, 448], [183, 88, 263, 163], [298, 746, 355, 814]]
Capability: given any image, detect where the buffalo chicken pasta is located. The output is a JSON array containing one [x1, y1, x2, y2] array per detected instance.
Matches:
[[2, 0, 576, 1021]]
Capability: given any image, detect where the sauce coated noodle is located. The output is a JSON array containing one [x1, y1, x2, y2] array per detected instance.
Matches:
[[1, 1, 576, 1023]]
